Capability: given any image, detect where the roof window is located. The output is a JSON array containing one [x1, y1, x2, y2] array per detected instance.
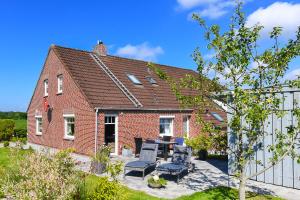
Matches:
[[146, 77, 157, 84], [127, 74, 142, 85], [210, 112, 224, 122]]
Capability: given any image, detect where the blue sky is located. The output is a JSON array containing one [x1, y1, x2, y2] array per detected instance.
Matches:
[[0, 0, 300, 111]]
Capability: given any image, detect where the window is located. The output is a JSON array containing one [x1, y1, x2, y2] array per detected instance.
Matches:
[[35, 116, 42, 135], [183, 116, 190, 137], [211, 112, 224, 122], [127, 74, 142, 85], [146, 77, 157, 85], [44, 79, 48, 96], [159, 117, 174, 136], [57, 75, 63, 94], [64, 115, 75, 140]]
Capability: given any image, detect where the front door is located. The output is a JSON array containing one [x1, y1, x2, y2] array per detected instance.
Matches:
[[104, 115, 118, 155]]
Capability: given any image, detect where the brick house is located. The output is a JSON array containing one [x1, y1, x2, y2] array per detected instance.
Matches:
[[27, 42, 226, 155]]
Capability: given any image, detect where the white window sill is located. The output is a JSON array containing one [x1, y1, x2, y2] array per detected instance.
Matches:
[[63, 136, 75, 141], [159, 134, 173, 137], [56, 92, 63, 95], [36, 133, 42, 136], [44, 95, 48, 98]]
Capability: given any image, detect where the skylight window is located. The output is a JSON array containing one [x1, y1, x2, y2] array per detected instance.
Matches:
[[210, 112, 224, 122], [146, 77, 157, 84], [127, 74, 142, 85]]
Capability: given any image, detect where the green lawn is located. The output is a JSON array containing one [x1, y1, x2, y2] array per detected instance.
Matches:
[[13, 119, 27, 129], [0, 147, 283, 200]]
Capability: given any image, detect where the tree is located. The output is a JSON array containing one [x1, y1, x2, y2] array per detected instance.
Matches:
[[150, 2, 300, 199]]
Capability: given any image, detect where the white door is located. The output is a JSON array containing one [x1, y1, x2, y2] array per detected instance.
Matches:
[[104, 114, 118, 155]]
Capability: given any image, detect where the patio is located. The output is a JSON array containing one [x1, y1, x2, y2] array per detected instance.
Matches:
[[110, 155, 300, 200], [27, 143, 300, 200]]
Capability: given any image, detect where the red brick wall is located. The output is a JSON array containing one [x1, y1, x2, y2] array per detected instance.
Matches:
[[96, 110, 201, 154], [27, 49, 95, 155]]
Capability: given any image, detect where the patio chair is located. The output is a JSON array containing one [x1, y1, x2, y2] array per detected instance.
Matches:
[[175, 137, 184, 146], [156, 145, 193, 183], [145, 139, 155, 143], [124, 143, 158, 179]]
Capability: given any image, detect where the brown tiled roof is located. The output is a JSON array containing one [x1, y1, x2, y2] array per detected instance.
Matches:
[[53, 46, 135, 109], [52, 45, 225, 119]]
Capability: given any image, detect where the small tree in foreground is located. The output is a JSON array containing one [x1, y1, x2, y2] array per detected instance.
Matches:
[[150, 2, 300, 200]]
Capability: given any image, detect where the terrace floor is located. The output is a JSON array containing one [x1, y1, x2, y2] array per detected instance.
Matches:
[[27, 143, 300, 200]]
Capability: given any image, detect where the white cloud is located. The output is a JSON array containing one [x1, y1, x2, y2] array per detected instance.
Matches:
[[177, 0, 219, 10], [115, 42, 164, 61], [284, 68, 300, 80], [246, 2, 300, 38], [177, 0, 236, 19]]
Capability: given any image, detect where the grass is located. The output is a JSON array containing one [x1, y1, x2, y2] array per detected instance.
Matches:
[[13, 119, 27, 129], [0, 147, 283, 200]]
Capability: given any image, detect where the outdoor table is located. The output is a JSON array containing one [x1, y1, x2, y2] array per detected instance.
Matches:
[[154, 140, 178, 160]]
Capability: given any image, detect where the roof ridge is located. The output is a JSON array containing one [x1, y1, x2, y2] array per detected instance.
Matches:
[[103, 54, 197, 73], [51, 44, 197, 73], [51, 44, 92, 54]]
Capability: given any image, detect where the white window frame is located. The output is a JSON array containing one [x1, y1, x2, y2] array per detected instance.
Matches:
[[127, 74, 142, 85], [44, 79, 48, 97], [35, 115, 42, 135], [183, 116, 190, 138], [159, 116, 174, 136], [57, 75, 63, 94], [63, 114, 75, 140], [105, 114, 118, 155]]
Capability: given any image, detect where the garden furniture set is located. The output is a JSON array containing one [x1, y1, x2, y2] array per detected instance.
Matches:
[[124, 137, 194, 183]]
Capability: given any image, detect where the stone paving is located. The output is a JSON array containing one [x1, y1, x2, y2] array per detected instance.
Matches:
[[110, 156, 300, 200], [18, 143, 300, 200]]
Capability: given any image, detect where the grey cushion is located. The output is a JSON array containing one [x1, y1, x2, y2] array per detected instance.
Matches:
[[139, 143, 158, 163], [156, 163, 187, 173], [141, 143, 157, 151], [125, 160, 154, 168], [172, 145, 191, 164]]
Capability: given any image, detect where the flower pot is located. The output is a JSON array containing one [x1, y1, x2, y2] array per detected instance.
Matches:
[[122, 148, 133, 157], [148, 182, 164, 189], [198, 150, 208, 160], [90, 161, 106, 174]]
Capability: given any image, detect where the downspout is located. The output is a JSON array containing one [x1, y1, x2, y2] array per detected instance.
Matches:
[[94, 108, 99, 155]]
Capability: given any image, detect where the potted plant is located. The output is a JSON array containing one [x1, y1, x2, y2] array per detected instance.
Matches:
[[90, 145, 111, 174], [185, 134, 211, 160], [147, 175, 167, 189], [122, 144, 133, 157]]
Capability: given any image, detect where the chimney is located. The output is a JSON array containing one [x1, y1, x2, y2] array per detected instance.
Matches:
[[93, 40, 107, 56]]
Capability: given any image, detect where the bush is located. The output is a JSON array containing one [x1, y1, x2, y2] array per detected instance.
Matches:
[[1, 149, 81, 200], [185, 134, 212, 152], [0, 119, 15, 141], [3, 141, 9, 147], [90, 145, 111, 174], [14, 128, 27, 139], [87, 177, 126, 200]]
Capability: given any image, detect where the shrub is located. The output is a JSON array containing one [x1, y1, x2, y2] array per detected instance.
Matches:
[[3, 141, 9, 147], [185, 134, 212, 152], [1, 149, 81, 200], [90, 145, 111, 174], [87, 177, 126, 200], [14, 128, 27, 139], [0, 119, 15, 141], [106, 161, 123, 181]]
